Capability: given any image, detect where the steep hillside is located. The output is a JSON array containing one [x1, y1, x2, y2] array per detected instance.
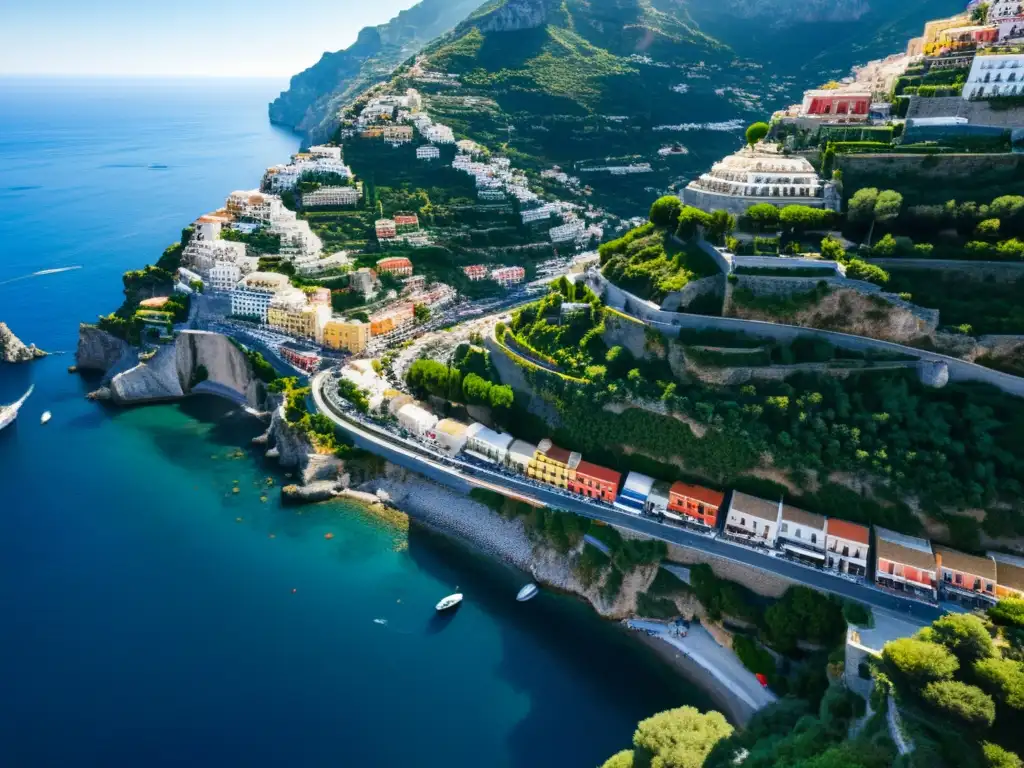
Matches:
[[268, 0, 484, 139]]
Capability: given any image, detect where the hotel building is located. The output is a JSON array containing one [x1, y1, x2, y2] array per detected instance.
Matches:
[[416, 145, 440, 160], [230, 272, 293, 322], [376, 257, 414, 277], [322, 319, 370, 354], [302, 185, 362, 208]]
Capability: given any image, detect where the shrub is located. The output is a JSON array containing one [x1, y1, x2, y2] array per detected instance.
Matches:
[[974, 656, 1024, 710], [820, 235, 845, 261], [733, 635, 776, 678], [650, 196, 684, 229], [983, 742, 1024, 768], [913, 243, 935, 257], [632, 707, 733, 768], [746, 122, 770, 146], [883, 637, 959, 684], [843, 601, 873, 627], [921, 680, 995, 727], [929, 613, 995, 664], [746, 203, 780, 231], [764, 587, 844, 653], [990, 598, 1024, 629], [977, 218, 1002, 240], [845, 259, 890, 285]]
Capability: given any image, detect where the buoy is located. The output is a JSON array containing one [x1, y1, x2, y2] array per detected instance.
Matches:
[[324, 532, 335, 540], [260, 495, 268, 503], [291, 588, 297, 594]]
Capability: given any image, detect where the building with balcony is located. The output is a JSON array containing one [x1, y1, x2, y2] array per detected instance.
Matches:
[[375, 219, 397, 240], [528, 439, 582, 490], [963, 48, 1024, 99], [193, 210, 233, 241], [724, 492, 780, 546], [614, 471, 655, 515], [935, 546, 998, 607], [907, 13, 973, 56], [369, 302, 415, 337], [349, 268, 379, 300], [431, 419, 468, 455], [463, 265, 488, 281], [568, 460, 621, 503], [230, 272, 293, 322], [667, 483, 724, 529], [992, 0, 1024, 40], [271, 218, 322, 261], [416, 145, 440, 160], [464, 423, 515, 464], [322, 319, 369, 354], [226, 190, 285, 223], [875, 527, 937, 601], [825, 519, 870, 577], [302, 185, 361, 208], [507, 439, 537, 474], [267, 291, 330, 342], [375, 257, 413, 276], [490, 266, 526, 286], [394, 214, 419, 232], [182, 239, 248, 275], [549, 219, 585, 244], [777, 505, 827, 566], [683, 144, 839, 215], [397, 402, 438, 437], [382, 125, 414, 143], [308, 145, 342, 160], [800, 88, 871, 120], [207, 262, 242, 293], [989, 551, 1024, 598]]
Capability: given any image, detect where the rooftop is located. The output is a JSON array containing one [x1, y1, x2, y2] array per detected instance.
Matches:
[[875, 527, 935, 572], [622, 471, 656, 498], [780, 504, 826, 531], [729, 491, 780, 522], [669, 482, 725, 508], [826, 518, 870, 545], [935, 546, 996, 580], [575, 460, 622, 486], [989, 552, 1024, 592], [435, 418, 469, 437]]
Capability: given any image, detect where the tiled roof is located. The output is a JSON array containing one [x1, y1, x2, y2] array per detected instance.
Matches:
[[669, 482, 725, 508], [729, 491, 779, 522], [780, 504, 826, 531], [935, 547, 996, 580], [575, 460, 622, 486], [826, 519, 870, 545], [876, 529, 935, 572], [990, 552, 1024, 593]]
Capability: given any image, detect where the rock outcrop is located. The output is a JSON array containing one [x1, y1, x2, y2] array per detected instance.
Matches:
[[109, 345, 185, 402], [75, 324, 132, 373], [258, 404, 348, 487], [0, 322, 48, 363], [175, 331, 261, 407], [475, 0, 554, 32]]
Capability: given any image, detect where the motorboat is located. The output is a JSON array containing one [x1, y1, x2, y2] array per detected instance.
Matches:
[[435, 593, 463, 612], [0, 385, 33, 432], [40, 411, 52, 425], [516, 583, 539, 602]]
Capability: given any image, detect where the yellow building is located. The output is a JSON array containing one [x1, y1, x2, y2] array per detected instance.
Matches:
[[322, 319, 370, 354], [908, 13, 972, 55], [527, 438, 582, 489], [267, 304, 319, 340]]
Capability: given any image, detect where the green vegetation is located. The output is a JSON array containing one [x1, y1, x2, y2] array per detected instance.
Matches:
[[746, 122, 770, 146], [405, 357, 513, 410], [599, 706, 733, 768], [221, 227, 281, 254], [885, 271, 1024, 335], [337, 377, 370, 413], [245, 350, 278, 384]]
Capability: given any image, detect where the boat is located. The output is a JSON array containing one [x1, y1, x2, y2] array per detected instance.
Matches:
[[516, 583, 539, 602], [40, 411, 52, 425], [0, 385, 33, 432], [435, 593, 463, 612]]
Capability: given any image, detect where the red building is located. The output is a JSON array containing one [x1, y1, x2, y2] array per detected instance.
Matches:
[[279, 343, 321, 374], [667, 482, 724, 528], [800, 89, 871, 119], [568, 460, 622, 503], [463, 264, 488, 281], [394, 213, 420, 231], [375, 219, 397, 239], [376, 257, 414, 277]]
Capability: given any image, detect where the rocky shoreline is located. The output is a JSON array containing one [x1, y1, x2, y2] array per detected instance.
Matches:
[[0, 322, 47, 363]]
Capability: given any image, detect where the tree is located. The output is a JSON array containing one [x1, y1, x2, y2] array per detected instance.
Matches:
[[820, 235, 845, 261], [601, 750, 636, 768], [849, 188, 902, 246], [414, 303, 431, 325], [706, 210, 736, 245], [676, 207, 711, 240], [977, 218, 1002, 240], [650, 196, 684, 229], [779, 205, 831, 234], [883, 638, 959, 684], [764, 586, 845, 653], [631, 706, 733, 768], [848, 188, 879, 228], [990, 599, 1024, 629], [921, 680, 995, 727], [746, 122, 770, 146], [983, 742, 1023, 768], [974, 656, 1024, 709], [746, 203, 780, 232], [930, 613, 995, 664]]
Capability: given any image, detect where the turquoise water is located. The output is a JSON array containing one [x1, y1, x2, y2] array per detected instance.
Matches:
[[0, 78, 711, 766]]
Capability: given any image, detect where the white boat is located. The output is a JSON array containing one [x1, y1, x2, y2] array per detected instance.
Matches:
[[516, 583, 539, 602], [40, 411, 52, 425], [0, 385, 33, 432], [435, 593, 463, 612]]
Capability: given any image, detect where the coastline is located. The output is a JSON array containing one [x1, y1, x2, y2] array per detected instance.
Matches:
[[353, 467, 761, 727]]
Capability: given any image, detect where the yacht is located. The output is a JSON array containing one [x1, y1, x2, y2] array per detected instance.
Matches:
[[435, 593, 463, 612], [516, 583, 539, 602], [0, 385, 33, 432], [41, 411, 52, 425]]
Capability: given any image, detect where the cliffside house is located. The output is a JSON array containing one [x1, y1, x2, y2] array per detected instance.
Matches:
[[416, 145, 440, 160], [490, 266, 526, 287], [874, 527, 937, 602], [989, 551, 1024, 598], [376, 257, 414, 277], [375, 219, 398, 240], [777, 505, 827, 566], [302, 185, 361, 208], [667, 482, 725, 530], [825, 519, 870, 577], [614, 471, 656, 515], [529, 439, 582, 490], [963, 48, 1024, 99], [350, 268, 379, 299], [394, 214, 420, 233], [568, 460, 621, 503], [464, 423, 515, 464], [230, 272, 293, 322], [463, 265, 488, 281], [935, 546, 998, 607], [724, 492, 781, 547]]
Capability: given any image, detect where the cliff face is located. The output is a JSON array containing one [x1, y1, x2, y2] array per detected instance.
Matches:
[[175, 331, 261, 407], [75, 324, 132, 373], [474, 0, 554, 32], [109, 345, 184, 403], [1, 322, 48, 363]]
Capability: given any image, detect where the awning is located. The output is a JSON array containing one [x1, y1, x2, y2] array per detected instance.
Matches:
[[783, 543, 826, 560], [662, 510, 684, 522]]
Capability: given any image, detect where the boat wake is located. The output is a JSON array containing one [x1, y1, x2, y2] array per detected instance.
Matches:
[[0, 266, 82, 286]]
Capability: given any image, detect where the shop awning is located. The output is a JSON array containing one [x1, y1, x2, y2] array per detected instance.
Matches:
[[783, 543, 826, 560]]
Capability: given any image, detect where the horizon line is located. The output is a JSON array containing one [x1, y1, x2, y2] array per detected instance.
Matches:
[[0, 72, 295, 79]]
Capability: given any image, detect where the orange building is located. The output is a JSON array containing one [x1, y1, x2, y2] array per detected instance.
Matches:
[[935, 546, 998, 607], [376, 256, 413, 276], [568, 460, 621, 503], [667, 483, 724, 529], [874, 527, 937, 601], [369, 302, 415, 336]]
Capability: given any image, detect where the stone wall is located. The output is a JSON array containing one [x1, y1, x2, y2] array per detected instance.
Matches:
[[482, 332, 563, 425], [869, 258, 1024, 281], [661, 274, 725, 312], [733, 255, 844, 275], [837, 152, 1024, 181], [584, 269, 1024, 397]]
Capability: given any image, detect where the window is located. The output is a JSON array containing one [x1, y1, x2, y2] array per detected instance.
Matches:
[[843, 545, 850, 557], [795, 529, 801, 539], [811, 533, 817, 544], [740, 517, 746, 526], [781, 523, 788, 533]]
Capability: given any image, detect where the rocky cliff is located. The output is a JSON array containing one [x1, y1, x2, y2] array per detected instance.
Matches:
[[0, 322, 47, 363], [175, 331, 261, 407], [109, 345, 184, 402], [75, 324, 132, 373], [473, 0, 554, 32]]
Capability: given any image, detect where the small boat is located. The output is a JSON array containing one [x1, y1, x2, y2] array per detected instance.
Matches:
[[40, 411, 52, 425], [516, 583, 539, 602], [0, 385, 33, 433], [435, 593, 463, 612]]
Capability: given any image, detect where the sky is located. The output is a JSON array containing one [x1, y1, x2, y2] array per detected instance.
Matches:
[[0, 0, 422, 77]]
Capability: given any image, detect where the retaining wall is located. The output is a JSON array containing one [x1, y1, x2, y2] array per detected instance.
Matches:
[[584, 269, 1024, 398], [869, 258, 1024, 281], [662, 274, 725, 311]]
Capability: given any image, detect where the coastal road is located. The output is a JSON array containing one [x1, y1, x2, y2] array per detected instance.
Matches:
[[310, 371, 946, 624]]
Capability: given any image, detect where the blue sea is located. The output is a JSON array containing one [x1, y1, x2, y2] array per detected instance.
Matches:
[[0, 78, 710, 767]]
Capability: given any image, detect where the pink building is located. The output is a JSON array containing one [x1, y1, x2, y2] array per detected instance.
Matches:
[[463, 265, 488, 281], [375, 219, 397, 239], [490, 266, 526, 286], [376, 257, 413, 277], [800, 89, 871, 120], [308, 287, 331, 305]]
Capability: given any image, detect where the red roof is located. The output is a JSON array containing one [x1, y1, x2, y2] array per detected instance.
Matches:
[[575, 460, 622, 487], [826, 518, 870, 545], [543, 443, 572, 465], [669, 482, 724, 508], [377, 257, 412, 268]]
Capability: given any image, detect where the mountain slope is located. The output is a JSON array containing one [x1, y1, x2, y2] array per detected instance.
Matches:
[[268, 0, 484, 139]]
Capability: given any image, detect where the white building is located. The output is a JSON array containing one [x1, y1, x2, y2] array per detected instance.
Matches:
[[308, 145, 342, 160], [464, 423, 515, 464], [724, 492, 781, 546], [825, 519, 870, 577], [302, 185, 361, 208], [777, 505, 827, 565], [991, 0, 1024, 41], [549, 219, 585, 244], [296, 250, 352, 276], [522, 204, 559, 224], [226, 190, 285, 223], [614, 471, 655, 515], [490, 266, 525, 286], [270, 218, 322, 261], [397, 402, 438, 437], [508, 439, 537, 474], [434, 419, 469, 454], [963, 49, 1024, 99], [350, 268, 379, 299], [416, 145, 441, 160], [230, 272, 293, 322], [208, 261, 242, 292], [421, 123, 455, 144]]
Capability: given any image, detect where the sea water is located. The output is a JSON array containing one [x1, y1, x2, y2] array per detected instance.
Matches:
[[0, 77, 711, 767]]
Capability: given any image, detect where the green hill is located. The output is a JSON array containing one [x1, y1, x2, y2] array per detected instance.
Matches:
[[268, 0, 484, 139]]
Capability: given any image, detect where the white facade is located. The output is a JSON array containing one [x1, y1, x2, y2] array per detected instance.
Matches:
[[825, 521, 870, 576], [308, 145, 342, 160], [963, 51, 1024, 99], [302, 186, 361, 207], [464, 423, 514, 464], [397, 403, 438, 437], [416, 145, 440, 160], [991, 0, 1024, 41], [724, 492, 781, 546], [549, 219, 585, 244], [270, 218, 322, 261], [226, 190, 285, 223], [490, 266, 525, 286], [507, 439, 537, 474], [183, 239, 248, 275], [686, 144, 825, 204], [434, 419, 469, 454], [296, 250, 352, 276], [230, 272, 292, 322], [777, 506, 827, 563], [522, 204, 559, 223], [208, 262, 242, 292]]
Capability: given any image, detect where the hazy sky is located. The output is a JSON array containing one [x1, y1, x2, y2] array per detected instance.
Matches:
[[0, 0, 421, 77]]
